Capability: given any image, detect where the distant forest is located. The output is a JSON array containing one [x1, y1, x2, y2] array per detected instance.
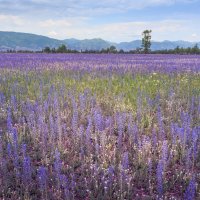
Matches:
[[4, 43, 200, 54]]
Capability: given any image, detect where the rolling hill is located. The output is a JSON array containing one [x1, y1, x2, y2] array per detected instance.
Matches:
[[0, 31, 199, 51]]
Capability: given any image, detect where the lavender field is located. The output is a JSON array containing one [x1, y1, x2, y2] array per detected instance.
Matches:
[[0, 53, 200, 200]]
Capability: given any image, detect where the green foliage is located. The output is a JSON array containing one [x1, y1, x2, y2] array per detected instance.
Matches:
[[42, 44, 79, 53], [43, 46, 51, 53], [109, 45, 117, 53], [142, 30, 152, 54], [153, 44, 200, 54], [56, 44, 68, 53]]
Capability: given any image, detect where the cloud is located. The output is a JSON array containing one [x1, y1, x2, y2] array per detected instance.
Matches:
[[191, 33, 197, 38], [39, 19, 72, 27], [1, 13, 199, 42], [36, 18, 188, 42], [0, 14, 25, 27], [72, 20, 186, 42], [48, 31, 58, 37], [0, 0, 197, 17], [0, 1, 199, 42]]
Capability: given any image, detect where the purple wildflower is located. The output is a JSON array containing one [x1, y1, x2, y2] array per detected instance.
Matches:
[[133, 124, 139, 146], [105, 116, 112, 129], [79, 93, 86, 112], [152, 127, 157, 149], [22, 156, 32, 185], [59, 174, 70, 199], [0, 92, 6, 106], [148, 158, 152, 176], [161, 140, 168, 167], [186, 147, 192, 170], [7, 107, 13, 133], [122, 152, 129, 170], [192, 128, 198, 160], [49, 113, 55, 143], [136, 89, 142, 123], [11, 94, 17, 112], [94, 109, 104, 132], [54, 149, 62, 175], [6, 143, 12, 158], [184, 177, 196, 200], [156, 160, 164, 198], [21, 143, 27, 157], [38, 166, 47, 191], [157, 106, 165, 140], [127, 114, 133, 136], [86, 116, 92, 146], [117, 113, 124, 149], [71, 99, 78, 134], [11, 128, 19, 173], [12, 128, 18, 150]]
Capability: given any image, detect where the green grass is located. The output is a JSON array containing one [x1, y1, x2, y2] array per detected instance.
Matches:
[[1, 69, 199, 109]]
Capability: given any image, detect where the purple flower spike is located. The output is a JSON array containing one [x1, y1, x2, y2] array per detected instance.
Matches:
[[157, 160, 164, 198], [23, 156, 32, 185], [184, 177, 196, 200], [38, 166, 47, 191]]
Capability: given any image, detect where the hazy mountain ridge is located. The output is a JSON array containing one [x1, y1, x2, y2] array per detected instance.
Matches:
[[0, 31, 199, 51]]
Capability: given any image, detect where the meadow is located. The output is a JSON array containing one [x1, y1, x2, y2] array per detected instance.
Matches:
[[0, 53, 200, 199]]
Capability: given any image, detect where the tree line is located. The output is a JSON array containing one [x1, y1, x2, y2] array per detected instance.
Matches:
[[152, 44, 200, 54], [42, 44, 120, 54], [42, 44, 200, 54], [5, 44, 200, 54]]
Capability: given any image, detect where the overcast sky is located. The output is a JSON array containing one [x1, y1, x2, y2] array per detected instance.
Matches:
[[0, 0, 200, 42]]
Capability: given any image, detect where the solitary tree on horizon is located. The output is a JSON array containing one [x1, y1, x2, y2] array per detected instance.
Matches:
[[142, 30, 152, 54]]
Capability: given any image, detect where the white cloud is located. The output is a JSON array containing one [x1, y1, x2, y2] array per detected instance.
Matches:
[[67, 0, 197, 12], [48, 31, 58, 37], [192, 33, 197, 38], [0, 14, 25, 26], [39, 19, 72, 27], [51, 20, 185, 42], [0, 0, 197, 17], [0, 13, 199, 42]]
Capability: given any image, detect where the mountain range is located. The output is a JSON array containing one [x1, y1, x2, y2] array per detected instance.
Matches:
[[0, 31, 199, 51]]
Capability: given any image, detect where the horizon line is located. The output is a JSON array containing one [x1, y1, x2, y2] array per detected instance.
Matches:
[[1, 30, 200, 44]]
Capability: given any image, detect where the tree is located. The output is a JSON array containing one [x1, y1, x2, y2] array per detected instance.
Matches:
[[108, 45, 117, 53], [191, 44, 199, 54], [142, 30, 152, 54], [174, 46, 180, 54], [57, 44, 67, 53], [119, 49, 124, 54], [135, 47, 143, 54], [51, 48, 56, 53], [43, 46, 51, 53]]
